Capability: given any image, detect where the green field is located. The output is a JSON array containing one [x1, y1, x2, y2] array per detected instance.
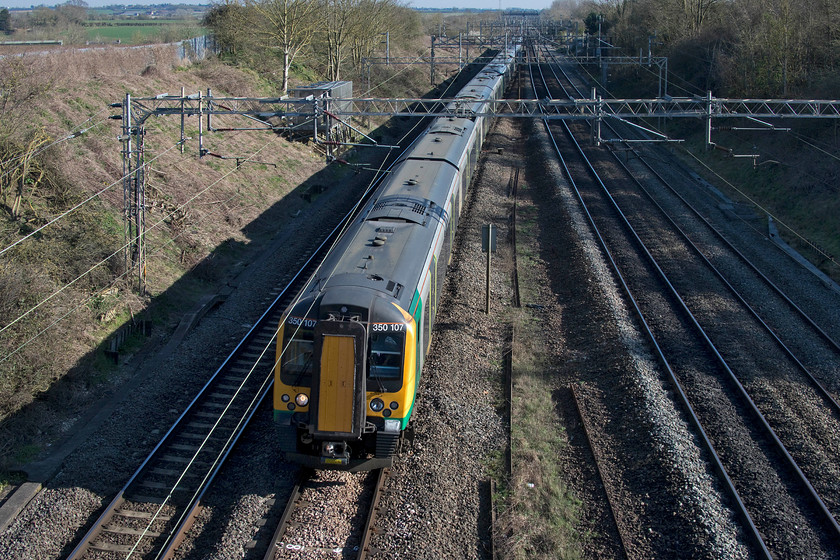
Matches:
[[82, 23, 207, 45]]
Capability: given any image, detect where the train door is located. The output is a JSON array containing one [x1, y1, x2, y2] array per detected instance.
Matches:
[[415, 299, 425, 372], [310, 320, 366, 440]]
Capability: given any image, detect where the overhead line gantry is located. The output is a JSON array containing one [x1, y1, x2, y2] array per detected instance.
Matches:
[[114, 62, 840, 294]]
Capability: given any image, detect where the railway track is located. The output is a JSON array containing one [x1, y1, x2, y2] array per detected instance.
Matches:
[[66, 215, 356, 560], [62, 57, 497, 558], [262, 468, 388, 559], [568, 384, 629, 559], [546, 45, 840, 525], [529, 46, 840, 557]]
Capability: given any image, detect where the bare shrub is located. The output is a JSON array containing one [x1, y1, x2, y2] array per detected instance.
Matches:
[[196, 59, 262, 96], [141, 64, 165, 79], [0, 57, 56, 141]]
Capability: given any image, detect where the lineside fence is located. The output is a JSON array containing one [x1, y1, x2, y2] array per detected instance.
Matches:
[[0, 34, 218, 64], [176, 35, 218, 63]]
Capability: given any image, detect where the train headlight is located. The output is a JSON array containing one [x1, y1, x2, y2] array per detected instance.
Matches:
[[370, 398, 385, 412], [281, 394, 290, 403], [295, 393, 309, 407]]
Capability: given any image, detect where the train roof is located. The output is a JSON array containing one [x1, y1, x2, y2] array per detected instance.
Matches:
[[309, 158, 459, 310], [294, 47, 520, 316], [398, 117, 475, 167]]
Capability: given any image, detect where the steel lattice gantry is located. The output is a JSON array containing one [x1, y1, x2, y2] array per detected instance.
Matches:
[[116, 91, 840, 293], [124, 93, 840, 122]]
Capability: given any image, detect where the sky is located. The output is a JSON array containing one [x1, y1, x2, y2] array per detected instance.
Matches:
[[3, 0, 554, 12]]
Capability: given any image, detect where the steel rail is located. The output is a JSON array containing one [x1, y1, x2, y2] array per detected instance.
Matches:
[[569, 384, 630, 559], [66, 141, 410, 560], [539, 46, 840, 548], [545, 53, 840, 421], [357, 468, 388, 560], [261, 470, 309, 560], [526, 50, 773, 559], [262, 468, 387, 560], [66, 202, 357, 560], [546, 47, 840, 357]]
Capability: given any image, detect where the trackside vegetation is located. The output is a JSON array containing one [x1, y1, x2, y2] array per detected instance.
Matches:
[[495, 180, 584, 559]]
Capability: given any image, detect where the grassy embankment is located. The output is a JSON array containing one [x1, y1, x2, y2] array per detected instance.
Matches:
[[603, 65, 840, 285], [0, 46, 326, 480], [677, 124, 840, 283]]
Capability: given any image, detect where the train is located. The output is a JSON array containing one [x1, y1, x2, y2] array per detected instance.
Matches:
[[273, 44, 519, 470]]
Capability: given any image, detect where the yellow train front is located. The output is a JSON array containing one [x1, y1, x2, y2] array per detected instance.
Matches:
[[274, 286, 418, 470]]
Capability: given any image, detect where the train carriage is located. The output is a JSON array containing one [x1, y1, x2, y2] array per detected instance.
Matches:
[[274, 45, 519, 470]]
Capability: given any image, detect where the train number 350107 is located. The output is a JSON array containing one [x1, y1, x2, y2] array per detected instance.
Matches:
[[371, 323, 404, 332]]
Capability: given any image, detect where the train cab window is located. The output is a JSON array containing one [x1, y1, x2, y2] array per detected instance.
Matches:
[[280, 326, 314, 385], [368, 331, 404, 392]]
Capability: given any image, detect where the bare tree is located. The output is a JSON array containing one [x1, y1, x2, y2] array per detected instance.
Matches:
[[0, 58, 54, 141], [348, 0, 399, 67], [243, 0, 319, 93], [546, 0, 581, 20], [321, 0, 353, 81], [57, 0, 89, 26], [761, 0, 805, 95], [0, 59, 54, 219], [684, 0, 720, 34]]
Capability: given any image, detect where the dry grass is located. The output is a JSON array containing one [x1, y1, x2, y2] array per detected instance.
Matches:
[[494, 183, 584, 560], [495, 310, 583, 560], [675, 123, 840, 284]]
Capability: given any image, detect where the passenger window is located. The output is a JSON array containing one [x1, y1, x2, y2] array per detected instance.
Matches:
[[369, 332, 404, 379], [281, 327, 314, 384]]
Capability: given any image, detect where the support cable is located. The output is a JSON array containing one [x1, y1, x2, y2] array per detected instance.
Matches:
[[272, 51, 473, 393], [361, 54, 426, 96], [0, 113, 111, 182], [0, 136, 276, 362], [124, 123, 408, 560], [681, 147, 840, 272]]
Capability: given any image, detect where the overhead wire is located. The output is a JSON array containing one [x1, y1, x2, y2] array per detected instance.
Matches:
[[0, 109, 113, 183], [0, 132, 281, 364], [681, 148, 840, 271], [0, 139, 185, 258], [121, 108, 406, 560], [361, 53, 425, 97], [787, 130, 840, 164], [564, 39, 840, 275], [272, 46, 482, 386]]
